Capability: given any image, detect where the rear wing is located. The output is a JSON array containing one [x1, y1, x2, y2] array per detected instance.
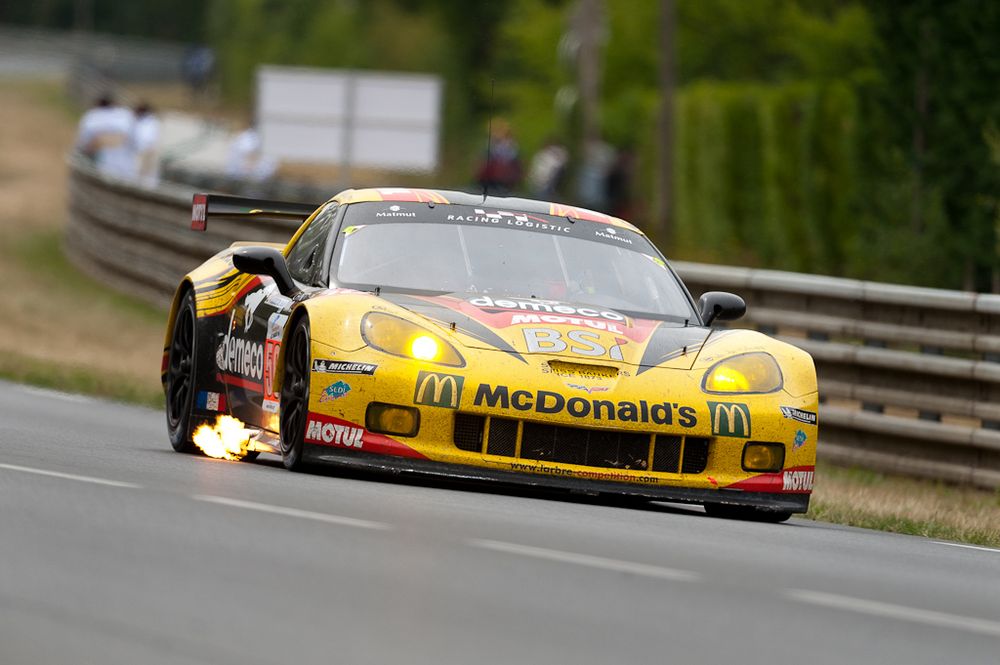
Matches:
[[191, 193, 322, 231]]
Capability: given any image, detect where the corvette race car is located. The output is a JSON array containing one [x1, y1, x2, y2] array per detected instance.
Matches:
[[163, 187, 818, 521]]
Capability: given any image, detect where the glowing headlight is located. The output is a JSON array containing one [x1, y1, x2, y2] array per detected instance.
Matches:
[[702, 352, 783, 394], [361, 312, 465, 367]]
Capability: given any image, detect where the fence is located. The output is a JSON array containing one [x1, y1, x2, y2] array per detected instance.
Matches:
[[66, 158, 1000, 489]]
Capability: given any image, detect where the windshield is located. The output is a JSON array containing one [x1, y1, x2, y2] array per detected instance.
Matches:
[[331, 202, 696, 320]]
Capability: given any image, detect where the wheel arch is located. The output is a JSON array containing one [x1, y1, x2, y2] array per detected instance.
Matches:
[[273, 304, 311, 398], [162, 279, 195, 388]]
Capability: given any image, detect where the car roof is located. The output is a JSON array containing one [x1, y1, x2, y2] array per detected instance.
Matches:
[[330, 187, 643, 233]]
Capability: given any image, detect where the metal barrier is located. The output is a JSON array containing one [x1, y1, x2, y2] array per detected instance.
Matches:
[[66, 158, 1000, 488]]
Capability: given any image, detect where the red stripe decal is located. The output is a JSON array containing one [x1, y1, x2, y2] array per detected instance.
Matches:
[[220, 373, 264, 393], [724, 465, 816, 493]]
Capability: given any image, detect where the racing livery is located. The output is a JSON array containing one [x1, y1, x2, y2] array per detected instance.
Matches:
[[163, 188, 818, 521]]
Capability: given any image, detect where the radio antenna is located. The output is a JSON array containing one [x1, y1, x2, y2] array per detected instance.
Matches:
[[482, 78, 495, 202]]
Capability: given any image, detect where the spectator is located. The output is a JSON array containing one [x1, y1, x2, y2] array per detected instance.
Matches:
[[476, 118, 522, 196], [182, 45, 216, 104], [605, 146, 636, 219], [75, 93, 134, 179], [575, 140, 615, 212], [131, 102, 161, 187], [527, 137, 569, 199], [226, 122, 277, 184]]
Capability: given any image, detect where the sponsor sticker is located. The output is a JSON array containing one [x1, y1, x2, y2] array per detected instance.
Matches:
[[522, 327, 625, 360], [566, 383, 609, 394], [376, 204, 416, 218], [780, 406, 818, 426], [707, 401, 751, 438], [266, 312, 288, 341], [468, 296, 626, 322], [216, 332, 264, 382], [782, 469, 814, 491], [643, 254, 667, 270], [596, 228, 632, 245], [196, 390, 226, 412], [312, 360, 377, 375], [191, 193, 207, 230], [319, 381, 351, 403], [794, 429, 807, 449], [445, 209, 572, 233], [305, 418, 364, 448], [474, 384, 697, 427], [241, 288, 267, 332], [413, 371, 465, 408]]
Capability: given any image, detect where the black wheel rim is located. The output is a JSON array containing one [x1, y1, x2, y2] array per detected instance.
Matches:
[[166, 304, 195, 428], [281, 324, 309, 453]]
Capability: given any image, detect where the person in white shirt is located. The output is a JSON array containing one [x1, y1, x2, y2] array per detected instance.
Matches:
[[132, 102, 161, 187], [225, 123, 277, 183], [75, 94, 135, 179]]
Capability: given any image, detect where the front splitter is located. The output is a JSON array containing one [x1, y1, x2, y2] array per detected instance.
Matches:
[[305, 447, 810, 513]]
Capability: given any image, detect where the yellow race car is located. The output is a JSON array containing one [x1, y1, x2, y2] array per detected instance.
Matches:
[[163, 188, 818, 521]]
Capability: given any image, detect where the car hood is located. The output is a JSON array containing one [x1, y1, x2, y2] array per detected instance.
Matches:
[[380, 292, 711, 372]]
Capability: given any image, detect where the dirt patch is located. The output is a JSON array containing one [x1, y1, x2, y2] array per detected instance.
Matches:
[[0, 80, 165, 400]]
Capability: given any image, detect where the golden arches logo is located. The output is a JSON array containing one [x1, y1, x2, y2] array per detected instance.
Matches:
[[707, 401, 751, 438], [413, 371, 464, 408]]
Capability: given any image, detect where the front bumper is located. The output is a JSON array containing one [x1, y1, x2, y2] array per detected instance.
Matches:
[[304, 446, 811, 513]]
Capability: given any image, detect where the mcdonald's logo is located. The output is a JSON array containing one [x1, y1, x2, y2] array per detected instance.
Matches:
[[707, 401, 751, 438], [413, 371, 465, 408]]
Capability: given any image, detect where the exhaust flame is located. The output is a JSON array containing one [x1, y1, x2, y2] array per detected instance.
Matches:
[[193, 415, 253, 460]]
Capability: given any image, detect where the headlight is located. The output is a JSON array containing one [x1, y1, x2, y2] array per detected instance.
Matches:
[[361, 312, 465, 367], [702, 352, 783, 394]]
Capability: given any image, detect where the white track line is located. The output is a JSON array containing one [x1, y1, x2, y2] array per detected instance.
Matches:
[[0, 462, 140, 488], [934, 541, 1000, 554], [785, 589, 1000, 638], [469, 539, 700, 582], [193, 495, 391, 531]]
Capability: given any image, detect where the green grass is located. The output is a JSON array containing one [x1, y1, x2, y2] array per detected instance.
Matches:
[[14, 230, 164, 325], [807, 462, 1000, 548], [0, 351, 164, 409]]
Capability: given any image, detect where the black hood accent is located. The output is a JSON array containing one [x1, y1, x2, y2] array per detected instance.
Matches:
[[636, 323, 710, 374], [381, 293, 527, 364]]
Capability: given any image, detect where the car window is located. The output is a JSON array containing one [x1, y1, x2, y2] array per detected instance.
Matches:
[[331, 202, 696, 321], [286, 203, 339, 285]]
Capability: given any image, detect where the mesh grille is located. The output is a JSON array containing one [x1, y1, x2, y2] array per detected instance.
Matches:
[[652, 435, 682, 473], [486, 417, 518, 457], [681, 437, 710, 474], [520, 423, 650, 470], [453, 413, 484, 452]]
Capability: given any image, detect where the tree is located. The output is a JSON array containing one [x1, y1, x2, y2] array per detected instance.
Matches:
[[865, 0, 1000, 291]]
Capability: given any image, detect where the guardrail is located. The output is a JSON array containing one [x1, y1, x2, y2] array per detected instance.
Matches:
[[66, 158, 1000, 489]]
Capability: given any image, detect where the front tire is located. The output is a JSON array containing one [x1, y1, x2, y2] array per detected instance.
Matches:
[[279, 316, 311, 471], [704, 503, 793, 523], [166, 290, 199, 453]]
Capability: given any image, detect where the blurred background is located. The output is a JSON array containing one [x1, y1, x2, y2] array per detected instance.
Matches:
[[2, 0, 996, 291]]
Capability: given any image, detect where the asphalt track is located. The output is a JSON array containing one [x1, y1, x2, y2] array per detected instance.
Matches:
[[1, 380, 998, 664]]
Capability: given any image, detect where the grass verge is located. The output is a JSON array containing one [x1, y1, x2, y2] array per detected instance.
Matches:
[[0, 351, 163, 408], [808, 462, 1000, 548]]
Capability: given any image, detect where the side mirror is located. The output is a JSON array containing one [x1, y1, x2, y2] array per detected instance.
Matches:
[[699, 291, 746, 326], [232, 246, 299, 297]]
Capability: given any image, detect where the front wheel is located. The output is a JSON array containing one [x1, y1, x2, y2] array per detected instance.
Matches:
[[279, 316, 311, 471], [165, 290, 199, 453], [704, 503, 793, 523]]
